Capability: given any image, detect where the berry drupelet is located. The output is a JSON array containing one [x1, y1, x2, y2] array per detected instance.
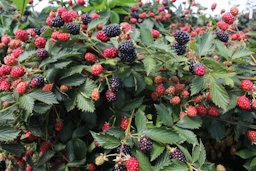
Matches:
[[174, 31, 190, 45], [103, 24, 121, 37]]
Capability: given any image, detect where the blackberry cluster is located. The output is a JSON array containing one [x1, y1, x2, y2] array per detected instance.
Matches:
[[36, 49, 49, 59], [173, 44, 186, 55], [34, 28, 41, 35], [174, 31, 190, 45], [31, 76, 45, 88], [66, 23, 80, 35], [109, 77, 122, 92], [118, 41, 137, 63], [81, 14, 92, 25], [51, 16, 64, 27], [116, 144, 132, 155], [139, 136, 153, 152], [103, 24, 121, 37], [169, 148, 187, 163], [216, 30, 229, 42], [113, 165, 127, 171], [173, 31, 190, 55]]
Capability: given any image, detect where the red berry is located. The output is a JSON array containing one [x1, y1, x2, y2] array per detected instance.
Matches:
[[211, 3, 217, 11], [16, 82, 28, 95], [149, 12, 155, 17], [194, 95, 204, 103], [96, 31, 110, 42], [125, 157, 139, 171], [186, 105, 197, 117], [35, 37, 46, 48], [91, 13, 100, 20], [120, 117, 129, 131], [10, 66, 25, 78], [40, 141, 50, 154], [60, 85, 69, 92], [26, 165, 32, 171], [130, 18, 137, 24], [230, 6, 239, 16], [1, 35, 10, 45], [237, 96, 251, 110], [0, 65, 11, 76], [12, 48, 24, 58], [181, 90, 189, 99], [57, 33, 70, 42], [77, 0, 85, 5], [103, 47, 118, 58], [179, 112, 186, 120], [240, 80, 253, 91], [252, 101, 256, 110], [88, 163, 95, 171], [91, 89, 100, 101], [207, 106, 220, 117], [0, 79, 11, 91], [151, 91, 159, 101], [196, 105, 207, 116], [61, 11, 73, 23], [155, 84, 165, 96], [42, 84, 53, 92], [15, 30, 29, 42], [4, 55, 17, 66], [222, 12, 234, 25], [55, 119, 64, 132], [166, 85, 175, 95], [91, 64, 103, 76], [151, 29, 160, 39], [217, 21, 229, 31], [193, 63, 206, 76], [84, 53, 96, 63], [57, 7, 67, 16], [175, 83, 185, 93], [221, 9, 225, 14], [139, 12, 147, 19], [170, 96, 181, 105], [171, 76, 179, 84], [105, 90, 117, 102], [247, 130, 256, 144], [102, 123, 111, 132], [154, 76, 163, 84]]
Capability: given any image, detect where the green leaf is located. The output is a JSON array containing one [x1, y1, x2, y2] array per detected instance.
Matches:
[[176, 116, 202, 129], [90, 131, 120, 149], [19, 95, 34, 114], [66, 138, 87, 162], [60, 74, 86, 87], [215, 40, 231, 59], [150, 143, 165, 162], [133, 71, 146, 94], [250, 157, 256, 168], [154, 104, 173, 126], [1, 143, 25, 157], [121, 97, 144, 112], [191, 76, 206, 96], [106, 128, 125, 139], [135, 109, 147, 132], [0, 126, 20, 141], [17, 50, 36, 62], [153, 151, 172, 170], [110, 11, 119, 24], [67, 159, 87, 167], [144, 56, 156, 76], [236, 149, 256, 159], [37, 151, 55, 166], [13, 0, 29, 14], [79, 78, 97, 96], [232, 47, 254, 59], [208, 120, 225, 141], [29, 90, 58, 105], [174, 127, 198, 145], [76, 93, 95, 112], [196, 32, 215, 56], [198, 140, 206, 167], [140, 27, 154, 45], [135, 150, 152, 171], [87, 14, 109, 31], [176, 145, 192, 162], [163, 160, 189, 171], [142, 128, 183, 144], [209, 77, 229, 110], [192, 145, 200, 163]]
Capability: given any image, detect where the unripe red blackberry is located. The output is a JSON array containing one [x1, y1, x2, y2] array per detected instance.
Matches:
[[193, 63, 206, 76], [103, 24, 121, 38], [237, 96, 251, 110], [196, 105, 207, 116], [105, 89, 117, 102], [125, 157, 139, 171], [139, 136, 153, 152], [96, 31, 110, 42], [207, 106, 220, 117], [174, 31, 190, 45], [222, 12, 234, 25], [103, 47, 118, 58], [186, 105, 197, 117], [240, 80, 253, 91], [169, 148, 187, 162]]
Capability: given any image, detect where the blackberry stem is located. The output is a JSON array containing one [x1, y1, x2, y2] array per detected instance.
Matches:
[[125, 109, 136, 137], [0, 103, 17, 113]]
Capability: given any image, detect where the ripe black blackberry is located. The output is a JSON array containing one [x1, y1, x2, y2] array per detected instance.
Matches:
[[173, 43, 186, 55], [189, 62, 196, 73], [113, 165, 127, 171], [169, 148, 187, 163], [116, 144, 131, 155], [51, 16, 64, 27], [105, 90, 117, 102], [109, 77, 122, 92], [139, 136, 153, 152], [34, 28, 41, 35], [81, 14, 92, 25], [103, 24, 121, 37], [36, 49, 49, 59], [30, 76, 44, 88], [216, 30, 229, 42], [174, 31, 190, 45], [66, 23, 80, 35], [119, 52, 137, 64], [118, 40, 136, 54], [24, 10, 31, 16]]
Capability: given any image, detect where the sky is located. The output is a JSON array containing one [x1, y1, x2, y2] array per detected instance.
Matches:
[[33, 0, 255, 17]]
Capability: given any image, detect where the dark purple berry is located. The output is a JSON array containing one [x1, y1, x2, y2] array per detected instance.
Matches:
[[109, 77, 122, 92], [51, 16, 64, 27], [36, 49, 49, 59], [30, 76, 45, 88], [116, 144, 131, 155], [66, 22, 80, 35], [169, 148, 187, 163], [174, 31, 190, 45], [216, 30, 229, 42], [106, 90, 117, 102], [81, 14, 92, 25], [139, 136, 153, 152], [103, 24, 121, 37], [113, 164, 127, 171], [173, 43, 186, 55]]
